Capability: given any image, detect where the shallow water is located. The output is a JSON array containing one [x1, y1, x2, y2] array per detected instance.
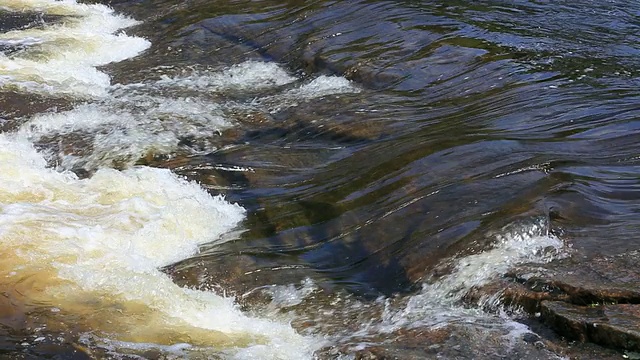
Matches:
[[0, 0, 639, 358]]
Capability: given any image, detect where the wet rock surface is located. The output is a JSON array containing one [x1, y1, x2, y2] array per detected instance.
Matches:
[[510, 250, 640, 305], [542, 301, 640, 350], [316, 321, 625, 360], [468, 250, 640, 355], [164, 229, 640, 359]]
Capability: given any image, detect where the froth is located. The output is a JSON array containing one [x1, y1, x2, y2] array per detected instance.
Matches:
[[256, 75, 361, 112], [0, 0, 150, 96], [0, 131, 243, 294], [18, 97, 229, 171], [3, 2, 357, 357], [290, 75, 361, 98], [430, 219, 563, 303], [154, 61, 298, 91], [382, 218, 565, 330], [0, 133, 320, 357], [295, 219, 569, 357], [17, 61, 360, 172]]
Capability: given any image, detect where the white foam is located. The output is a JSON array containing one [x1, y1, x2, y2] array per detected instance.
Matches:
[[12, 61, 359, 171], [0, 133, 320, 357], [381, 218, 565, 331], [428, 219, 562, 303], [17, 94, 230, 170], [1, 2, 323, 358], [154, 61, 297, 92], [305, 220, 567, 356], [0, 131, 242, 280], [262, 278, 318, 309], [256, 75, 361, 112], [288, 75, 361, 98], [0, 0, 150, 96]]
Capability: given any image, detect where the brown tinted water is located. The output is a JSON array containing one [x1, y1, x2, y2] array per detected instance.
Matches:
[[1, 0, 639, 358]]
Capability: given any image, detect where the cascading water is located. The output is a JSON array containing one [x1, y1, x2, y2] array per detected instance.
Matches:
[[7, 0, 631, 359], [0, 1, 356, 358]]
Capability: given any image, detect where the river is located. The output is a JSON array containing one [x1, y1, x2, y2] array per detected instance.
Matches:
[[0, 0, 639, 359]]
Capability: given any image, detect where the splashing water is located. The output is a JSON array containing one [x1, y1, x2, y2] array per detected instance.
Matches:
[[0, 0, 150, 96], [0, 1, 575, 359], [0, 1, 343, 358], [381, 218, 565, 332]]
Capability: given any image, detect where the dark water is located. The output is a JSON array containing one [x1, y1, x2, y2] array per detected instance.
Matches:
[[121, 0, 640, 289], [2, 0, 640, 358]]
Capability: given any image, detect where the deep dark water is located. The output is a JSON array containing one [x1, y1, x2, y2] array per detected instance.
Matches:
[[2, 0, 640, 358]]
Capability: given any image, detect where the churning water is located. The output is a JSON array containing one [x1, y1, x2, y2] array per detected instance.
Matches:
[[1, 0, 639, 359]]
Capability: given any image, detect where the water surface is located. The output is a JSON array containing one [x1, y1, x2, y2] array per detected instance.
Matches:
[[1, 0, 639, 358]]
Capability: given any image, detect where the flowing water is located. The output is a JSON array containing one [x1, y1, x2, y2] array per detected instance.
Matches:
[[0, 0, 639, 359]]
